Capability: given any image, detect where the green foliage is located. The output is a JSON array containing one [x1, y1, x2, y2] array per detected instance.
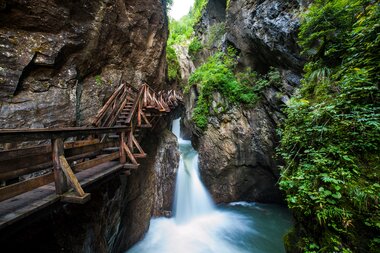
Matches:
[[188, 48, 281, 129], [166, 44, 181, 82], [279, 1, 380, 252], [166, 0, 208, 81], [188, 38, 203, 59]]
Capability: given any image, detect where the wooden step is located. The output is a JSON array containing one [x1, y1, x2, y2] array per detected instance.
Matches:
[[103, 147, 119, 153], [123, 164, 139, 169]]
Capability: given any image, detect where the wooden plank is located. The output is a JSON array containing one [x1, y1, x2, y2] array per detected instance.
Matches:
[[72, 152, 120, 172], [0, 144, 51, 162], [52, 138, 67, 195], [59, 155, 85, 196], [0, 151, 100, 181], [65, 141, 117, 157], [0, 173, 54, 202], [0, 162, 123, 230], [119, 132, 126, 164], [123, 142, 138, 165], [0, 154, 51, 173], [123, 164, 139, 170], [64, 139, 100, 149], [61, 192, 91, 204], [0, 126, 131, 143]]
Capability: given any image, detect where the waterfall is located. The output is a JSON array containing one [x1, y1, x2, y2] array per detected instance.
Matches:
[[126, 119, 293, 253], [172, 119, 214, 223]]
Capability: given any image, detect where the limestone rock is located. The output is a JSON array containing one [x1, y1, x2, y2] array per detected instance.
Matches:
[[185, 0, 306, 204], [0, 0, 168, 128], [227, 0, 306, 72]]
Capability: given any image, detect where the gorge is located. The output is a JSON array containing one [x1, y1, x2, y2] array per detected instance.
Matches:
[[0, 0, 379, 252]]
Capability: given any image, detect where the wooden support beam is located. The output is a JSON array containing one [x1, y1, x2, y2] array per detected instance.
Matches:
[[59, 155, 86, 197], [72, 152, 120, 172], [52, 138, 68, 195], [128, 127, 134, 151], [61, 192, 91, 204], [64, 139, 100, 149], [132, 135, 146, 156], [122, 142, 138, 165], [0, 173, 54, 202], [119, 131, 126, 164], [137, 101, 142, 127], [140, 111, 152, 128]]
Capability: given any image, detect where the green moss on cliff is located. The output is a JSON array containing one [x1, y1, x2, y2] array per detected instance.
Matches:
[[188, 48, 280, 130]]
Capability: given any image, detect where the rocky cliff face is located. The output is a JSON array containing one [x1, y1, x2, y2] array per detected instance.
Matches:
[[185, 0, 307, 204], [0, 0, 168, 128]]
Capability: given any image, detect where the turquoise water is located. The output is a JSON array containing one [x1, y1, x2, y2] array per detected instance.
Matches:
[[127, 119, 293, 253], [127, 201, 293, 253]]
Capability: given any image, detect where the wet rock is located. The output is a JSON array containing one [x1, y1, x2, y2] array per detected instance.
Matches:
[[199, 102, 284, 204], [226, 0, 306, 72], [183, 0, 307, 204]]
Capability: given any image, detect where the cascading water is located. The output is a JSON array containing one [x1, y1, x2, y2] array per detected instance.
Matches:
[[172, 119, 214, 223], [127, 119, 293, 253]]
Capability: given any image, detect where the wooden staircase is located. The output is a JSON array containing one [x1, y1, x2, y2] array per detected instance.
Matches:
[[92, 82, 182, 173]]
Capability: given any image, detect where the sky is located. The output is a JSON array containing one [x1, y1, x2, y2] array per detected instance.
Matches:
[[169, 0, 195, 20]]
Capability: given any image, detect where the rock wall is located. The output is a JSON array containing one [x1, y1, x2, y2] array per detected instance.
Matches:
[[0, 0, 168, 128], [185, 0, 307, 204]]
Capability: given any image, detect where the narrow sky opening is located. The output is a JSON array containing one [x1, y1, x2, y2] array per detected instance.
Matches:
[[169, 0, 195, 20]]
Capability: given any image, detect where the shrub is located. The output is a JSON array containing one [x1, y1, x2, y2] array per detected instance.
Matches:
[[279, 1, 380, 252]]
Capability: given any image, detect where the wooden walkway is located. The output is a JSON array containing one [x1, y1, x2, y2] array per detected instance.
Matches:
[[0, 83, 182, 230]]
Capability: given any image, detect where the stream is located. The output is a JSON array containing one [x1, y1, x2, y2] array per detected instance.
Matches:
[[127, 119, 293, 253]]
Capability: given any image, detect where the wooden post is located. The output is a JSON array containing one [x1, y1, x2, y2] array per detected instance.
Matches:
[[52, 138, 68, 195], [137, 101, 142, 127], [128, 124, 134, 151], [120, 131, 126, 164]]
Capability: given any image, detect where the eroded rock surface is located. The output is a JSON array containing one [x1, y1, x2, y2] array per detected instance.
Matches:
[[185, 0, 306, 204], [227, 0, 306, 72], [0, 0, 168, 128]]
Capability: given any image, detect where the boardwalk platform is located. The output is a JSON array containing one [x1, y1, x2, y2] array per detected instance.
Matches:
[[0, 82, 182, 232], [0, 161, 123, 230]]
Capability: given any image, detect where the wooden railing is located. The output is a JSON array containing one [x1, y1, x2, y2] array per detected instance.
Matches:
[[0, 82, 182, 206], [0, 126, 132, 203]]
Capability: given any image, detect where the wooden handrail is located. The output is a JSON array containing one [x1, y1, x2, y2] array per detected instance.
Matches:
[[126, 84, 145, 124], [93, 82, 126, 126], [0, 126, 130, 143]]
